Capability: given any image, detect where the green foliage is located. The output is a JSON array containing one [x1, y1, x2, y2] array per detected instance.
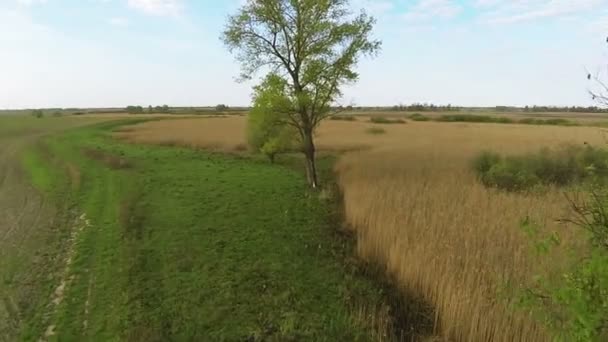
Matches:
[[31, 109, 43, 118], [365, 127, 386, 135], [518, 190, 608, 341], [434, 114, 578, 126], [248, 74, 296, 162], [215, 104, 228, 112], [519, 118, 578, 126], [369, 117, 406, 124], [222, 0, 381, 186], [330, 115, 356, 121], [436, 114, 515, 123], [473, 146, 608, 191], [409, 113, 430, 121], [125, 105, 144, 114]]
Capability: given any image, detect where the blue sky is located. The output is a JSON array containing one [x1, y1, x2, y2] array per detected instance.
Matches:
[[0, 0, 607, 108]]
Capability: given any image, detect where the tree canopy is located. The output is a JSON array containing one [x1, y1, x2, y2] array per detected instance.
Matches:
[[222, 0, 381, 187]]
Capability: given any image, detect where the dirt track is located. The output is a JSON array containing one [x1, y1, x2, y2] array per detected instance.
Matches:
[[0, 117, 114, 341]]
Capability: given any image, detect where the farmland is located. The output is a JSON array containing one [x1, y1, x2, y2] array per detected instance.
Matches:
[[1, 112, 607, 340], [1, 116, 406, 341], [116, 114, 608, 341]]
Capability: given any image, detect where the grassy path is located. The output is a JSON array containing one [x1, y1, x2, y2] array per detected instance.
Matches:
[[0, 116, 117, 341], [17, 120, 390, 341]]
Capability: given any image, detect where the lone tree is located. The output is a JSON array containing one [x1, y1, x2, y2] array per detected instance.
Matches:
[[222, 0, 381, 188]]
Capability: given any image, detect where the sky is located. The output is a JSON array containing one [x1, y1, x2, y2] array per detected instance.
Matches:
[[0, 0, 607, 109]]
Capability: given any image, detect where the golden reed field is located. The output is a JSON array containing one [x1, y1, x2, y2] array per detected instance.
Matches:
[[117, 116, 607, 341]]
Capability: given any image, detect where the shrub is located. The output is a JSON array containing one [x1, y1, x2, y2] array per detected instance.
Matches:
[[436, 114, 514, 124], [330, 115, 356, 121], [31, 109, 44, 118], [472, 151, 502, 175], [369, 117, 406, 124], [473, 145, 608, 191], [518, 189, 608, 341], [518, 118, 578, 126], [365, 127, 386, 135], [247, 74, 296, 163], [409, 113, 430, 121]]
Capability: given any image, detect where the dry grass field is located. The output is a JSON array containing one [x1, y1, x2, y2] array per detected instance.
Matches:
[[118, 116, 607, 341]]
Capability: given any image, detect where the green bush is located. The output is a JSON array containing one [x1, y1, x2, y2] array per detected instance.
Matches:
[[518, 118, 578, 126], [31, 109, 44, 118], [369, 117, 406, 124], [436, 114, 514, 124], [472, 151, 501, 175], [473, 146, 608, 191], [409, 113, 430, 121], [518, 189, 608, 341], [330, 115, 356, 121]]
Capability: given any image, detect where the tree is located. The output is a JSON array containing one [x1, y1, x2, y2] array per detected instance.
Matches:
[[126, 105, 144, 114], [222, 0, 381, 187], [248, 74, 295, 163], [588, 36, 608, 106], [216, 104, 229, 112]]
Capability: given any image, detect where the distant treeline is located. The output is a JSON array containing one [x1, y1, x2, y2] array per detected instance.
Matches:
[[125, 104, 237, 115], [521, 105, 608, 113], [334, 104, 608, 113]]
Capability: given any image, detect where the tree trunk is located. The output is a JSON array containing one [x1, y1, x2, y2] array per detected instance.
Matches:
[[302, 131, 318, 188]]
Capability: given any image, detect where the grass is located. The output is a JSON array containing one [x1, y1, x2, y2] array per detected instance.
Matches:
[[365, 127, 387, 135], [369, 117, 406, 124], [19, 120, 393, 341], [108, 116, 606, 341], [436, 114, 580, 126], [330, 115, 357, 121], [408, 113, 430, 121], [0, 115, 117, 341]]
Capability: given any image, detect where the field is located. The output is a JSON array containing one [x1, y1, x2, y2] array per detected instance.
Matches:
[[117, 115, 608, 341], [2, 113, 607, 341], [1, 117, 404, 341]]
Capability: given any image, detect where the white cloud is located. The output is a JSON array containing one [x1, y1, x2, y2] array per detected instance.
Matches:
[[108, 17, 128, 27], [16, 0, 48, 5], [127, 0, 182, 16], [480, 0, 606, 24], [403, 0, 462, 22]]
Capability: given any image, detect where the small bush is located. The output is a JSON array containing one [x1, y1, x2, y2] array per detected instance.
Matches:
[[369, 117, 406, 124], [473, 145, 608, 191], [330, 115, 356, 121], [518, 189, 608, 341], [409, 113, 430, 121], [472, 151, 501, 175], [31, 109, 44, 118], [365, 127, 386, 135]]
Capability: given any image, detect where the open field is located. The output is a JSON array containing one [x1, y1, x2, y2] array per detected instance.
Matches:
[[117, 115, 608, 341], [2, 117, 400, 341]]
